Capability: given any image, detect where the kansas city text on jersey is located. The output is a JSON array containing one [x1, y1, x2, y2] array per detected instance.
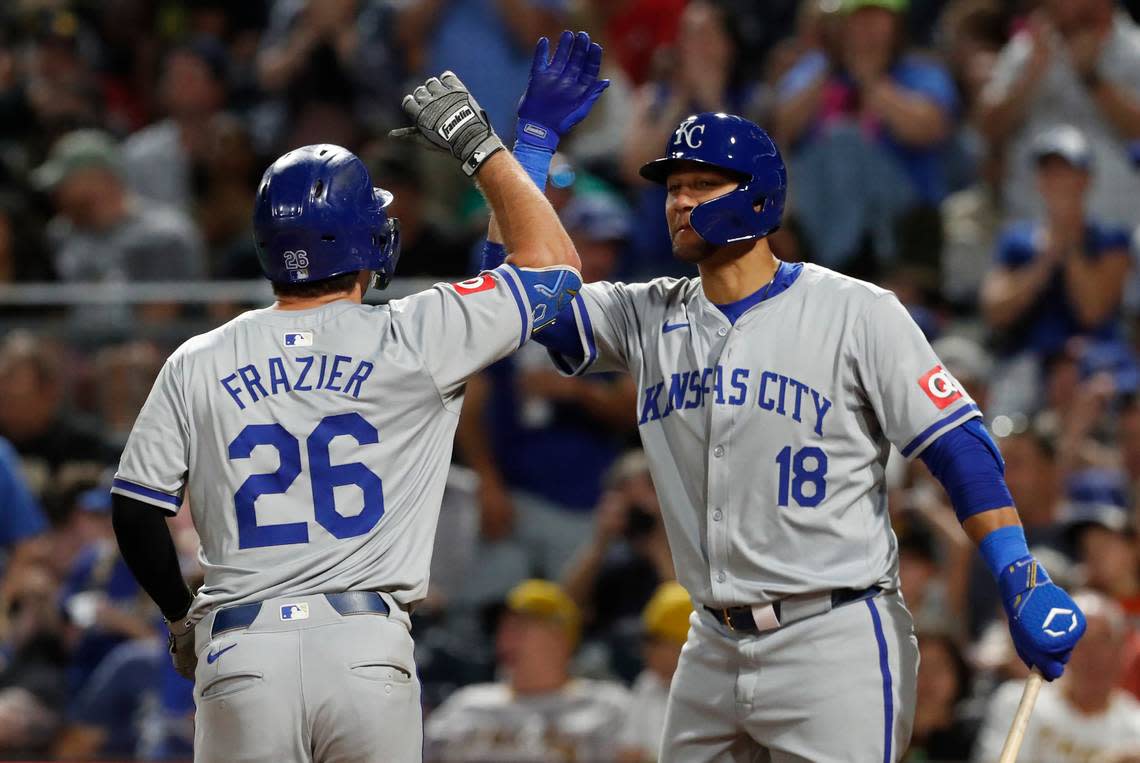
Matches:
[[219, 353, 375, 410], [639, 364, 832, 436]]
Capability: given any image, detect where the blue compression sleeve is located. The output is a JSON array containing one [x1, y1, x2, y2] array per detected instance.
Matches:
[[978, 525, 1031, 580], [920, 418, 1012, 523]]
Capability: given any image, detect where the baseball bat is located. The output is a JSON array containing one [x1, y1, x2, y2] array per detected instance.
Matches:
[[997, 669, 1044, 763]]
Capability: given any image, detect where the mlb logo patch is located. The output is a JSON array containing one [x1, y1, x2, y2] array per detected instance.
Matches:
[[451, 275, 496, 296], [918, 365, 963, 410], [283, 331, 313, 347], [280, 602, 309, 621]]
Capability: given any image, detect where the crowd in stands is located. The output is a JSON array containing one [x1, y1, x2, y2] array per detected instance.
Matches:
[[6, 0, 1140, 760]]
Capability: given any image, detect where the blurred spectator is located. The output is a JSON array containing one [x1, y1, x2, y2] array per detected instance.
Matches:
[[59, 486, 153, 694], [0, 563, 69, 757], [51, 637, 163, 760], [1067, 503, 1140, 615], [620, 0, 753, 278], [425, 580, 631, 762], [21, 8, 103, 146], [972, 590, 1140, 761], [33, 129, 207, 322], [562, 452, 674, 649], [937, 0, 1010, 193], [904, 632, 980, 762], [1119, 393, 1140, 488], [196, 113, 260, 278], [936, 0, 1011, 306], [398, 0, 567, 140], [977, 0, 1140, 230], [0, 332, 111, 483], [0, 436, 48, 576], [258, 0, 407, 150], [982, 126, 1131, 415], [90, 341, 164, 452], [0, 192, 52, 288], [774, 0, 958, 279], [616, 582, 692, 763], [124, 37, 229, 211], [363, 141, 477, 279], [454, 202, 637, 604], [579, 0, 685, 86]]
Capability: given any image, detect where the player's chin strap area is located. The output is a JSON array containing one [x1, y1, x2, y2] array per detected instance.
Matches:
[[705, 586, 882, 635]]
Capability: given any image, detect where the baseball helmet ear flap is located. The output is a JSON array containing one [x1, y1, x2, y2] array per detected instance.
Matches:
[[371, 188, 401, 290], [688, 167, 786, 247]]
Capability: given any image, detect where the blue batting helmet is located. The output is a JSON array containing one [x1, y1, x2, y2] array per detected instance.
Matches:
[[253, 144, 400, 289], [640, 113, 786, 246]]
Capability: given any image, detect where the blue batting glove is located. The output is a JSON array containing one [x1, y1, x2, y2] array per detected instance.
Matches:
[[516, 30, 610, 150], [999, 556, 1086, 680]]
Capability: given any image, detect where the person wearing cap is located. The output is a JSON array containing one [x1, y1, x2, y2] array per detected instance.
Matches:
[[981, 124, 1131, 411], [618, 582, 693, 763], [974, 590, 1140, 762], [774, 0, 959, 277], [1066, 502, 1140, 616], [33, 129, 206, 322], [123, 37, 229, 212], [977, 0, 1140, 230], [424, 579, 631, 762]]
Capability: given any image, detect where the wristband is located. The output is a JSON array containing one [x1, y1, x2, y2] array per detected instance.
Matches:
[[978, 524, 1030, 580], [516, 118, 560, 152], [513, 140, 555, 191]]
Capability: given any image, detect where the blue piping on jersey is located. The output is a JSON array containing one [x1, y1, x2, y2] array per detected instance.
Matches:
[[500, 269, 530, 349], [112, 478, 182, 508], [866, 598, 894, 763], [577, 293, 598, 369], [900, 403, 980, 457], [712, 261, 804, 325]]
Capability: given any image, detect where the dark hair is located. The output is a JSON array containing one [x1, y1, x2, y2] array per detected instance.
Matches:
[[271, 271, 360, 299]]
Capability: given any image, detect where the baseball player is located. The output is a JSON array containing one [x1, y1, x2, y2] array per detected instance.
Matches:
[[107, 59, 591, 761], [513, 112, 1087, 761]]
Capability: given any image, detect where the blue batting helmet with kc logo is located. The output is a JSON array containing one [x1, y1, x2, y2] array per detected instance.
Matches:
[[639, 112, 787, 246], [253, 144, 401, 288]]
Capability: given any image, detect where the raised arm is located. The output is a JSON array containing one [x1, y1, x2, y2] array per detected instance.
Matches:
[[484, 31, 609, 264], [391, 70, 581, 274]]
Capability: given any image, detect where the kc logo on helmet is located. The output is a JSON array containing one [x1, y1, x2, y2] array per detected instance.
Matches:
[[918, 365, 964, 410], [674, 118, 706, 149]]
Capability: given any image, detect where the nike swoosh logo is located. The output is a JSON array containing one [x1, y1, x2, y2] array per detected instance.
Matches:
[[662, 321, 690, 334], [206, 644, 236, 664]]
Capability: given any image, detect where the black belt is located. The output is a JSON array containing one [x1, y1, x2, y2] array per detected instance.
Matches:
[[211, 591, 390, 638], [704, 586, 882, 635]]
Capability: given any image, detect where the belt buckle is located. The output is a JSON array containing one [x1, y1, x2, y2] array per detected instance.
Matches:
[[720, 607, 736, 632]]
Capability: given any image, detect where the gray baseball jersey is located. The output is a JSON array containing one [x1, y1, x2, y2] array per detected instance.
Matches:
[[550, 262, 979, 608], [112, 264, 550, 621]]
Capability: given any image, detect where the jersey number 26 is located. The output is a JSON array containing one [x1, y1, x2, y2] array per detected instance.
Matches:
[[227, 412, 383, 548]]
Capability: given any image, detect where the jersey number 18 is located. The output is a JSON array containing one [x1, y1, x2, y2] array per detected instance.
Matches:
[[775, 446, 828, 508]]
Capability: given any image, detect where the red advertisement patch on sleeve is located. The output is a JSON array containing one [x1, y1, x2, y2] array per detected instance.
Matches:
[[918, 365, 964, 410], [451, 274, 497, 296]]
